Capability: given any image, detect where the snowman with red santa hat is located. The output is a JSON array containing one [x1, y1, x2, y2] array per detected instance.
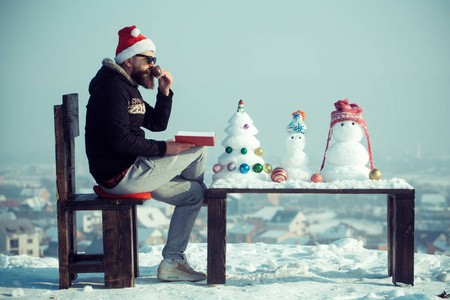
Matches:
[[318, 99, 375, 182]]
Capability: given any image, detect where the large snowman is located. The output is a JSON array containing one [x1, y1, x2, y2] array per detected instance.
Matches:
[[282, 110, 312, 181], [319, 99, 374, 182]]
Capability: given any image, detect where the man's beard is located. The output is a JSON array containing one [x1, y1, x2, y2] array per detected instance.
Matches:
[[131, 69, 155, 89]]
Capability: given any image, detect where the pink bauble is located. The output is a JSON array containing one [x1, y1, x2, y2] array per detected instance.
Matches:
[[271, 167, 288, 183], [213, 164, 223, 173], [311, 172, 323, 183]]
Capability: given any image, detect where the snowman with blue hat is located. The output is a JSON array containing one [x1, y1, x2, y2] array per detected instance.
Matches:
[[281, 110, 312, 181]]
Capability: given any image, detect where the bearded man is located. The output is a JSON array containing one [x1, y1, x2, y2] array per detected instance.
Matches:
[[85, 26, 207, 282]]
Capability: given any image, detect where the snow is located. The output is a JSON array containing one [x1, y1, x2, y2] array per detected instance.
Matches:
[[1, 238, 449, 299], [210, 177, 414, 189]]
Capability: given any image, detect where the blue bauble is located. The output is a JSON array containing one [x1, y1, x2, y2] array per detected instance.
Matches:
[[239, 163, 250, 174]]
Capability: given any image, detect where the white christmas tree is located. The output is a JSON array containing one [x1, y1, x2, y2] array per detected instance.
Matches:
[[213, 100, 270, 181]]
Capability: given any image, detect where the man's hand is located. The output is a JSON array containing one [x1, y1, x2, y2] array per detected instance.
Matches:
[[158, 68, 173, 96], [165, 139, 195, 155]]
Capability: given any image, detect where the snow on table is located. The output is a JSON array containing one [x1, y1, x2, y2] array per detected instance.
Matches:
[[209, 177, 414, 190]]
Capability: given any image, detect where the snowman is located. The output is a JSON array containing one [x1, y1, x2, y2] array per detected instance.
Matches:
[[319, 99, 374, 182], [281, 110, 312, 181]]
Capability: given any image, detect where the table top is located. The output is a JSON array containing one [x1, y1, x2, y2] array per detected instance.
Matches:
[[207, 187, 415, 195]]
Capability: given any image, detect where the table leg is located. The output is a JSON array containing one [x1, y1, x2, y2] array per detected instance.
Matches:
[[207, 192, 227, 285], [392, 193, 415, 286], [387, 195, 394, 276]]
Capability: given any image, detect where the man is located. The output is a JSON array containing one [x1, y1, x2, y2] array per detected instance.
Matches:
[[85, 25, 207, 282]]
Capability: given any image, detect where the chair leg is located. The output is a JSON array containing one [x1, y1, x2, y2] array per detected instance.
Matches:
[[57, 208, 71, 289], [102, 208, 134, 288], [132, 205, 139, 278], [68, 211, 78, 281]]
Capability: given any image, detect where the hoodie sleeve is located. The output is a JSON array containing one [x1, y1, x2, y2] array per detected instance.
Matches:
[[142, 89, 173, 132]]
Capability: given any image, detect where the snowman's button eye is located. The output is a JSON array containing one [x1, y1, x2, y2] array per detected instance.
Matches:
[[291, 136, 294, 139], [352, 122, 355, 125], [341, 123, 344, 126], [298, 136, 302, 139]]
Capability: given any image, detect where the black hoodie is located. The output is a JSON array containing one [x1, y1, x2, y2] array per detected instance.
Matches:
[[85, 59, 172, 184]]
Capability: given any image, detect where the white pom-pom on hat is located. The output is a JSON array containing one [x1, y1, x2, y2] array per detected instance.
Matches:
[[131, 28, 140, 37]]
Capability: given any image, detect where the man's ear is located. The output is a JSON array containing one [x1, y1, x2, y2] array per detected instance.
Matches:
[[123, 57, 133, 68]]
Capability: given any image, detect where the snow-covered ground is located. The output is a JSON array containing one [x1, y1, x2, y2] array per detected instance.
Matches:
[[1, 239, 449, 300]]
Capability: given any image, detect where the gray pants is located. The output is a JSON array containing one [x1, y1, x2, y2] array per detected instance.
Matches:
[[101, 146, 207, 260]]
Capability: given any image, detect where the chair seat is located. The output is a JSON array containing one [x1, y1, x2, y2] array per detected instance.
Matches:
[[94, 185, 152, 199]]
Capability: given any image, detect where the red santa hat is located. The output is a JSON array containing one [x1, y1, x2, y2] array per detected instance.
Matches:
[[320, 99, 374, 171], [114, 26, 156, 65]]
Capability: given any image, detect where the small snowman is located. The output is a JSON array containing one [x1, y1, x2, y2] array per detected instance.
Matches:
[[281, 110, 312, 181], [319, 99, 374, 182]]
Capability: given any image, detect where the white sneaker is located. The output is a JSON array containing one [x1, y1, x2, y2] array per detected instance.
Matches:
[[157, 259, 207, 282]]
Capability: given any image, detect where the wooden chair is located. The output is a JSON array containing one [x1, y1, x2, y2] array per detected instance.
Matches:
[[54, 93, 151, 289]]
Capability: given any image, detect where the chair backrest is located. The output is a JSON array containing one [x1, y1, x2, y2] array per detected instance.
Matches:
[[54, 94, 79, 203]]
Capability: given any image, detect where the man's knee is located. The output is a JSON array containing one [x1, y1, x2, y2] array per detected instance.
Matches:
[[190, 181, 205, 204]]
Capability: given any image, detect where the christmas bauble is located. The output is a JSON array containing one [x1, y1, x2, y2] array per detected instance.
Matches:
[[244, 124, 249, 129], [227, 162, 236, 171], [311, 172, 323, 183], [254, 147, 263, 156], [263, 164, 273, 173], [225, 146, 233, 153], [239, 163, 250, 174], [241, 148, 248, 154], [271, 167, 288, 183], [253, 163, 263, 173], [213, 164, 223, 173], [369, 168, 382, 180]]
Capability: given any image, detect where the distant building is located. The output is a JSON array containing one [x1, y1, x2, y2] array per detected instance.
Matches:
[[419, 193, 447, 211], [138, 228, 165, 246], [416, 230, 450, 255], [81, 211, 102, 233], [0, 219, 41, 257], [228, 223, 260, 243], [317, 222, 366, 244], [254, 229, 297, 244], [267, 210, 309, 236], [227, 193, 271, 216], [137, 206, 170, 228]]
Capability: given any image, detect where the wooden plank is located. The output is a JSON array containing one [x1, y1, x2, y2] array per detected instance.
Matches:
[[55, 105, 71, 289], [392, 193, 415, 286], [67, 193, 147, 206], [103, 208, 134, 288], [62, 93, 79, 140], [73, 254, 104, 261], [68, 261, 104, 273], [207, 192, 227, 285], [54, 105, 68, 203]]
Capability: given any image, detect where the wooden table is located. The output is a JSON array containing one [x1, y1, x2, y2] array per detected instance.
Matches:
[[205, 188, 415, 286]]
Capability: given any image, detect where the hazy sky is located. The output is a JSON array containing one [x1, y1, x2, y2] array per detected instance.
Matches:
[[1, 0, 449, 173]]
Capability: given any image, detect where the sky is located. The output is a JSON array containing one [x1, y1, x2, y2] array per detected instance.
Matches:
[[1, 0, 449, 175], [1, 239, 450, 299]]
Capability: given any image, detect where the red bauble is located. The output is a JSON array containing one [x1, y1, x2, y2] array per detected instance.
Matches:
[[271, 167, 288, 183], [311, 172, 323, 183]]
